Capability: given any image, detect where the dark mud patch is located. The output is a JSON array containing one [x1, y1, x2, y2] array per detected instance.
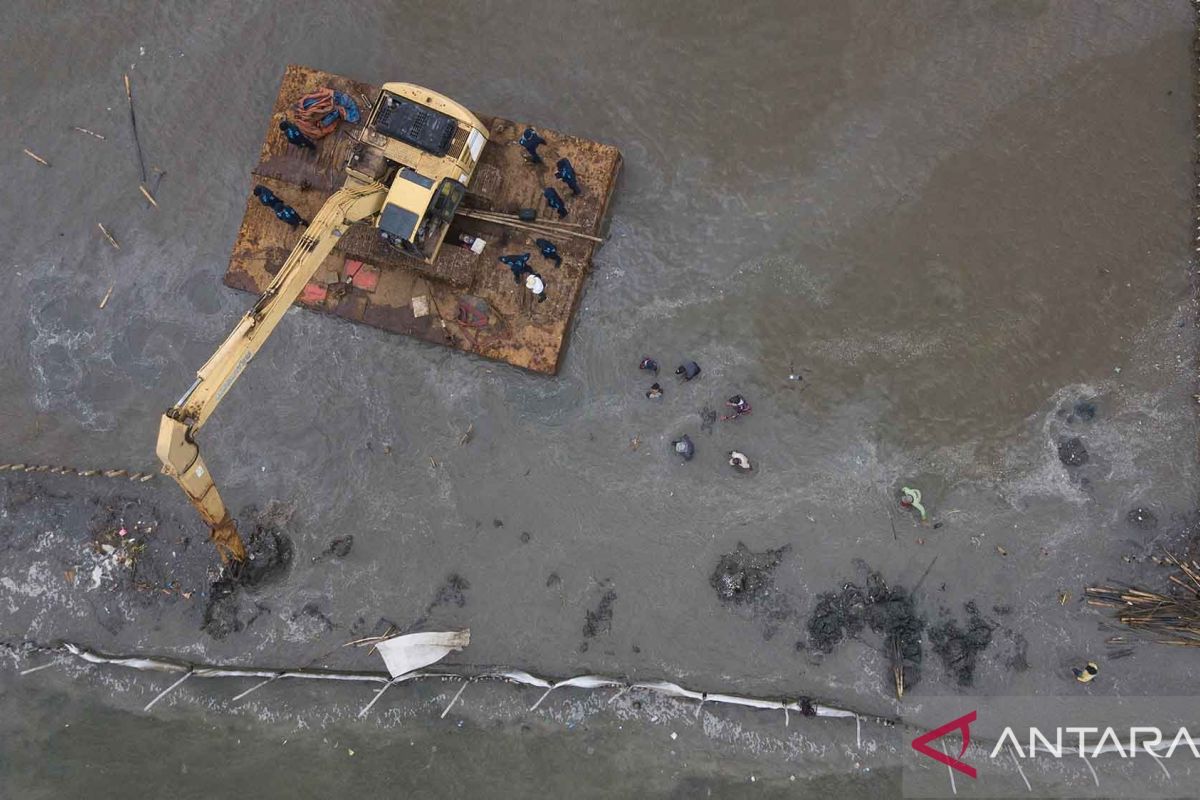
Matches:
[[201, 505, 294, 639], [583, 588, 618, 638], [699, 407, 718, 434], [232, 505, 295, 588], [429, 573, 470, 610], [311, 534, 354, 563], [289, 601, 335, 635], [1057, 437, 1089, 467], [1, 477, 72, 519], [202, 578, 272, 639], [929, 601, 996, 686], [803, 567, 925, 693], [1126, 507, 1158, 530], [710, 543, 788, 604], [710, 543, 794, 632]]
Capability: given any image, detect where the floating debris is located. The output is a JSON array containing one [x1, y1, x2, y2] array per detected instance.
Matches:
[[22, 148, 50, 167], [71, 126, 106, 140], [373, 630, 471, 679], [97, 223, 120, 249], [1087, 553, 1200, 646], [900, 487, 927, 521], [138, 184, 158, 208]]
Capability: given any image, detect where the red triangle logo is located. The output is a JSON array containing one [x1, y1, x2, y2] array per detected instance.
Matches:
[[912, 710, 977, 779]]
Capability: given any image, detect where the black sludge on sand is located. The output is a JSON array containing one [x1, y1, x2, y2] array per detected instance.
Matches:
[[202, 511, 294, 639], [928, 601, 995, 687], [1058, 436, 1089, 467], [583, 589, 617, 638], [1126, 507, 1158, 530], [710, 543, 788, 604], [804, 569, 925, 692]]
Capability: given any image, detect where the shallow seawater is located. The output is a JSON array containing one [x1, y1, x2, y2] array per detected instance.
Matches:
[[0, 0, 1197, 796]]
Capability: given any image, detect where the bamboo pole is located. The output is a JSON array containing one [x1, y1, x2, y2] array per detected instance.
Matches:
[[124, 74, 148, 182], [456, 209, 602, 243], [71, 126, 106, 140], [466, 209, 586, 228], [97, 223, 120, 249]]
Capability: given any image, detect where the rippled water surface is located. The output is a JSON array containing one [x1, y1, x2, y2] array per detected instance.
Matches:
[[1, 1, 1197, 796]]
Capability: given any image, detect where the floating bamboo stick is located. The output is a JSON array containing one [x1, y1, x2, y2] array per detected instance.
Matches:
[[72, 126, 106, 140], [22, 148, 50, 166], [97, 223, 120, 249], [99, 284, 114, 309], [139, 184, 158, 208]]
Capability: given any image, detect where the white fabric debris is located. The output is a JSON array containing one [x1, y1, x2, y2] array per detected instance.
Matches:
[[375, 630, 470, 678]]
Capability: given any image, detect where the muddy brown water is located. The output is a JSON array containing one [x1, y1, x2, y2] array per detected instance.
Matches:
[[1, 1, 1199, 796]]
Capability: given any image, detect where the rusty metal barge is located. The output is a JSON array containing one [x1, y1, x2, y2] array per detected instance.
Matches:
[[223, 65, 622, 375]]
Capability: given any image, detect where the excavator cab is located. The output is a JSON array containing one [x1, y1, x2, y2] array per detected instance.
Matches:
[[377, 170, 467, 261], [352, 83, 488, 264]]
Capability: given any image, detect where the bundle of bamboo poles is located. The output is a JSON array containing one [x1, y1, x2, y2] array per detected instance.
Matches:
[[456, 208, 603, 244], [1086, 552, 1200, 646]]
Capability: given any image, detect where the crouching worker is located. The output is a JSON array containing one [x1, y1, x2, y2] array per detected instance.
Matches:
[[728, 451, 752, 471], [671, 434, 695, 461]]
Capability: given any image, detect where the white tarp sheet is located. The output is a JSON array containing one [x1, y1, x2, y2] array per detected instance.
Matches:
[[374, 630, 470, 678]]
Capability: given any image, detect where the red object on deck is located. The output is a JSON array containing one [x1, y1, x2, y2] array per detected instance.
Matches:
[[300, 282, 328, 305], [350, 263, 380, 292]]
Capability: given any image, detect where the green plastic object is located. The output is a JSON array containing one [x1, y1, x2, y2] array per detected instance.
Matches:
[[901, 487, 927, 521]]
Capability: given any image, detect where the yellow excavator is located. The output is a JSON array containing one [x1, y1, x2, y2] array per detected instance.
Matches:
[[156, 83, 489, 561]]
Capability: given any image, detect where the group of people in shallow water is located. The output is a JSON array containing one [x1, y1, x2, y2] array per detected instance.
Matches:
[[637, 357, 754, 472]]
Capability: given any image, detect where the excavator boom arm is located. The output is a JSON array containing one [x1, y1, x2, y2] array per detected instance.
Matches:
[[157, 181, 388, 560]]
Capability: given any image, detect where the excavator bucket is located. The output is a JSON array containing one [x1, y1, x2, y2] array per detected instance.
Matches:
[[210, 516, 247, 563]]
